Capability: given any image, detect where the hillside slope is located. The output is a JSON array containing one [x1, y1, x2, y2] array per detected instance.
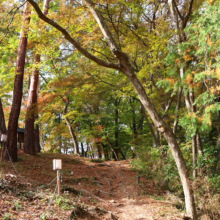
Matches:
[[0, 150, 185, 219]]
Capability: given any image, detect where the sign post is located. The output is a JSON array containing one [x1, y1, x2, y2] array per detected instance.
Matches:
[[53, 159, 62, 196]]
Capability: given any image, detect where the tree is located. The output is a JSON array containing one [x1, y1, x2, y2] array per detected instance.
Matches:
[[23, 0, 51, 155], [6, 2, 31, 162], [27, 0, 197, 218]]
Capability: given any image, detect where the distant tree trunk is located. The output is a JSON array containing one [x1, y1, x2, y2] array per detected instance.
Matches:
[[34, 115, 41, 152], [192, 135, 197, 178], [63, 98, 79, 155], [102, 143, 110, 160], [5, 2, 31, 162], [141, 104, 159, 148], [24, 0, 50, 155], [130, 98, 137, 135], [173, 88, 182, 136], [114, 99, 120, 159], [196, 132, 203, 156], [96, 141, 102, 159], [119, 148, 126, 160], [81, 142, 84, 157], [106, 137, 119, 161], [0, 98, 6, 136], [137, 106, 144, 135]]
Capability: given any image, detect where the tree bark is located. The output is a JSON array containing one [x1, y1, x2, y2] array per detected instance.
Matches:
[[6, 2, 31, 162], [23, 54, 40, 155], [0, 98, 6, 136], [24, 0, 51, 155]]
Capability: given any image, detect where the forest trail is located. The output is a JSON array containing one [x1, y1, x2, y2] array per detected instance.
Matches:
[[0, 151, 185, 219]]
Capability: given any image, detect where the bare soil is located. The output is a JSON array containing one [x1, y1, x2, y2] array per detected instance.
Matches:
[[0, 150, 186, 219]]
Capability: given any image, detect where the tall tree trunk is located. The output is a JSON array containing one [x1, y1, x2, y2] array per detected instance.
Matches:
[[5, 2, 31, 162], [24, 0, 51, 155], [23, 53, 40, 155], [0, 98, 6, 136]]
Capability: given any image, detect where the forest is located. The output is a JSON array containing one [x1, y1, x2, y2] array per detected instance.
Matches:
[[0, 0, 220, 219]]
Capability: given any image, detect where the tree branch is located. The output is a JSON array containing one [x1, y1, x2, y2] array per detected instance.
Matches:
[[183, 0, 194, 28], [0, 1, 27, 43], [27, 0, 121, 71]]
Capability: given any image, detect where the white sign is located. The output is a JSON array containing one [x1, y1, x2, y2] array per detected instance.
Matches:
[[53, 159, 62, 170], [1, 134, 7, 142]]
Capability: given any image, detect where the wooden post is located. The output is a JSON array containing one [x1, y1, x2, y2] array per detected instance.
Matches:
[[136, 175, 140, 185], [57, 170, 61, 196]]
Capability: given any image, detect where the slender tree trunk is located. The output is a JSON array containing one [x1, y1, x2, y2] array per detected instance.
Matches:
[[137, 106, 144, 135], [173, 88, 182, 136], [5, 3, 31, 161], [141, 104, 159, 148], [192, 135, 197, 178], [102, 143, 110, 160], [0, 98, 6, 136], [63, 100, 79, 155], [114, 106, 119, 158], [35, 115, 41, 152], [115, 108, 119, 146], [125, 71, 196, 220], [0, 98, 6, 161], [65, 117, 79, 154], [24, 0, 50, 155], [196, 132, 203, 156], [96, 141, 102, 159], [106, 137, 119, 161], [81, 142, 84, 157]]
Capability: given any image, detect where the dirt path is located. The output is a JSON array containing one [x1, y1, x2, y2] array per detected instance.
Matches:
[[0, 151, 185, 219]]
